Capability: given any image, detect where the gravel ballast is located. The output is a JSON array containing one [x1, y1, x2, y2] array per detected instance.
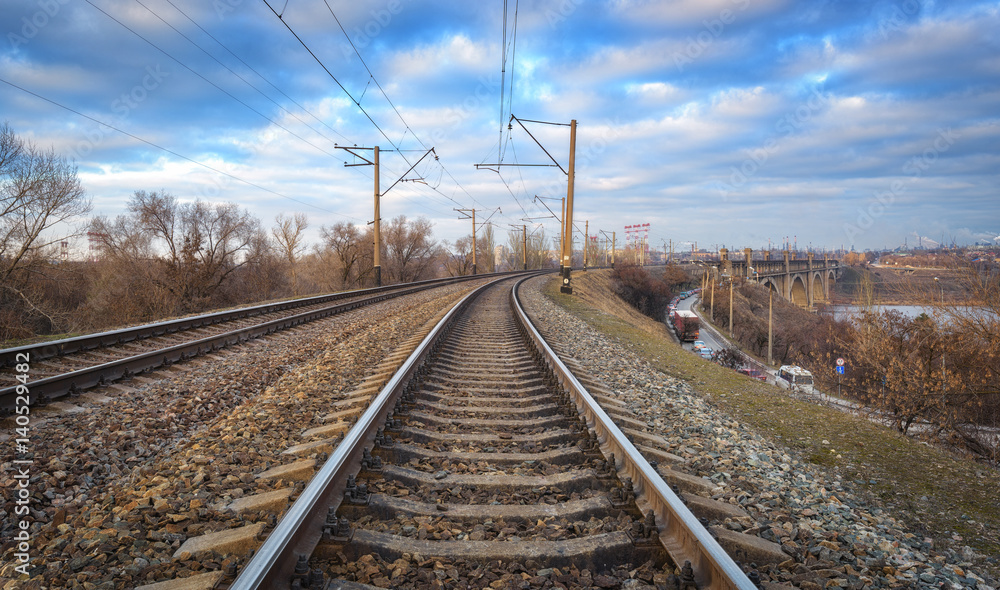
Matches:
[[518, 274, 997, 590], [0, 282, 483, 588]]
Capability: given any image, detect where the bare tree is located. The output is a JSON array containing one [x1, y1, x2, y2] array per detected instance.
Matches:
[[319, 222, 373, 289], [91, 191, 262, 314], [505, 229, 524, 271], [477, 223, 496, 273], [526, 227, 553, 269], [444, 235, 474, 276], [272, 212, 308, 295], [584, 234, 601, 268], [232, 228, 286, 302], [1, 124, 90, 338], [382, 215, 437, 284]]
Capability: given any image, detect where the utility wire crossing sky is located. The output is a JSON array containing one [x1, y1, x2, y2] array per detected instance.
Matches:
[[2, 0, 998, 252]]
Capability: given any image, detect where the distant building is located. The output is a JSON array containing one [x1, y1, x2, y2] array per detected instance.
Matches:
[[494, 245, 509, 269]]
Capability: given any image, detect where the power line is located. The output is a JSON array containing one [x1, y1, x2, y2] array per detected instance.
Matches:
[[323, 0, 425, 152], [137, 0, 466, 226], [507, 0, 519, 127], [261, 1, 411, 163], [318, 1, 499, 224], [84, 0, 343, 161], [160, 0, 353, 145], [0, 76, 349, 217], [500, 0, 508, 167], [132, 0, 349, 152]]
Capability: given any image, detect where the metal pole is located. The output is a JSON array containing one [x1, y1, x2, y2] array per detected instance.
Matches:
[[522, 224, 527, 270], [611, 231, 615, 268], [373, 146, 381, 287], [938, 279, 946, 415], [729, 277, 734, 335], [471, 208, 477, 276], [560, 119, 577, 294], [768, 289, 773, 366], [710, 273, 715, 323], [583, 220, 588, 271], [559, 197, 566, 273]]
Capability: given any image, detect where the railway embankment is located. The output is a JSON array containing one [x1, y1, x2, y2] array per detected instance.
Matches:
[[524, 271, 999, 590], [0, 282, 481, 588]]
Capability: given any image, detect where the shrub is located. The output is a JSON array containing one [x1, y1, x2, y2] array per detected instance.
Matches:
[[611, 264, 672, 320]]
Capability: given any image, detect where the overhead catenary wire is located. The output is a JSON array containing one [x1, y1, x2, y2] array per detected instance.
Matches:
[[134, 0, 349, 151], [261, 0, 400, 154], [84, 0, 343, 161], [323, 0, 426, 153], [160, 0, 353, 145], [499, 0, 519, 166], [0, 76, 348, 217], [272, 1, 503, 225]]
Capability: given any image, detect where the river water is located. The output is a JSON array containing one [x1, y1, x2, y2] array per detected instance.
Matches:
[[821, 305, 939, 321]]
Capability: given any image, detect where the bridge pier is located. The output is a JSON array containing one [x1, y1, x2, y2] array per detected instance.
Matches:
[[706, 250, 841, 308]]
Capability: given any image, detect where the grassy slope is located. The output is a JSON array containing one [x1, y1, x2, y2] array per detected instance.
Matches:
[[544, 270, 999, 574]]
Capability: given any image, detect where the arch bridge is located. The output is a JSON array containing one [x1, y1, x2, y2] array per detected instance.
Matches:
[[708, 248, 841, 308]]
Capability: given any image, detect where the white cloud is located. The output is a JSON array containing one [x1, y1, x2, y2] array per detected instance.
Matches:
[[385, 35, 492, 81], [610, 0, 791, 25]]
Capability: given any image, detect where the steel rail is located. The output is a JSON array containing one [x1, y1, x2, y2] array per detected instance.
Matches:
[[0, 275, 521, 411], [229, 276, 505, 589], [0, 272, 521, 368], [510, 280, 757, 590]]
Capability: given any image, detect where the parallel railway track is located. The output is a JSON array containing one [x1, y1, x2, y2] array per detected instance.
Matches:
[[0, 274, 522, 412], [228, 276, 755, 589]]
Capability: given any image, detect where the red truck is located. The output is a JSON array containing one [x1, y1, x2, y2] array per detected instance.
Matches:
[[672, 310, 700, 342]]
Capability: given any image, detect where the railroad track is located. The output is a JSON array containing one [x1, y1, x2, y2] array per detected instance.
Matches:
[[0, 274, 519, 412], [226, 276, 756, 590]]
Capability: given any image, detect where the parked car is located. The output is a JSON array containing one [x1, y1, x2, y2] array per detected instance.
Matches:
[[697, 348, 714, 359], [738, 367, 767, 381], [692, 340, 707, 350]]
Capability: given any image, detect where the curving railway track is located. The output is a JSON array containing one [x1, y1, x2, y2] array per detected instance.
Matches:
[[0, 274, 517, 413], [227, 276, 756, 589]]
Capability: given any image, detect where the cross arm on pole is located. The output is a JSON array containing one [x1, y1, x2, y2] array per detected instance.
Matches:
[[383, 148, 436, 196], [532, 195, 562, 224], [510, 115, 568, 175], [335, 145, 376, 166]]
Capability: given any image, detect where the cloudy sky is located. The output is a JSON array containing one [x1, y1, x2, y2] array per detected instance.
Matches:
[[2, 0, 998, 255]]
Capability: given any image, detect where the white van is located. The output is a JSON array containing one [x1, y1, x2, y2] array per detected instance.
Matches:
[[777, 365, 814, 394]]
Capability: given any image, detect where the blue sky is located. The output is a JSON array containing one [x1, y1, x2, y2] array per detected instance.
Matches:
[[2, 0, 998, 254]]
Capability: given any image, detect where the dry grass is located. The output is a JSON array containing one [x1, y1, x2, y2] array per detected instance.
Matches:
[[833, 265, 970, 305], [545, 270, 1000, 575]]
